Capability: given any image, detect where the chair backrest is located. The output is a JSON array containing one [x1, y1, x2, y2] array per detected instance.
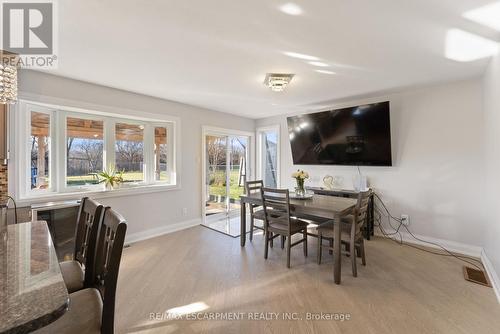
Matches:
[[74, 197, 104, 285], [261, 187, 292, 233], [245, 180, 263, 195], [352, 190, 372, 237], [93, 208, 127, 334]]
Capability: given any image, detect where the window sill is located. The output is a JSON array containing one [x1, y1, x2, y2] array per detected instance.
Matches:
[[16, 183, 180, 207]]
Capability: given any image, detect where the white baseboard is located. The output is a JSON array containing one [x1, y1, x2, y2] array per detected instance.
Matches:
[[374, 230, 482, 257], [481, 249, 500, 304], [125, 218, 201, 244], [375, 228, 500, 304]]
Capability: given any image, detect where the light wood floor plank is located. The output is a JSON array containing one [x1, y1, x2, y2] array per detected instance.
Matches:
[[115, 226, 500, 334]]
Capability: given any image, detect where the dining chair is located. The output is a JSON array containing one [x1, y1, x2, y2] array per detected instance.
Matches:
[[316, 189, 371, 277], [245, 180, 265, 241], [35, 207, 127, 334], [261, 187, 309, 268], [60, 197, 104, 293]]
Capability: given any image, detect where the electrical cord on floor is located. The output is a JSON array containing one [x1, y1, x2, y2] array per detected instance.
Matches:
[[376, 214, 483, 270], [6, 195, 18, 224], [372, 192, 485, 272]]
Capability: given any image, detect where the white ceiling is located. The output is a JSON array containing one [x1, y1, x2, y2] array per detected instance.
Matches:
[[43, 0, 500, 118]]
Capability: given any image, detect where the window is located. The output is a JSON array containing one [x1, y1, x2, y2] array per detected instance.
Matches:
[[66, 117, 104, 187], [30, 111, 51, 190], [257, 126, 280, 188], [154, 126, 169, 182], [115, 123, 144, 183], [18, 101, 178, 199]]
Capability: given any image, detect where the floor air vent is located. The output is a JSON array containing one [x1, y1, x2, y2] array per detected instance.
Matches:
[[463, 266, 491, 287]]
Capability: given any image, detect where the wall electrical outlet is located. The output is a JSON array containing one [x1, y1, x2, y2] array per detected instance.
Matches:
[[401, 214, 410, 226], [182, 208, 188, 217]]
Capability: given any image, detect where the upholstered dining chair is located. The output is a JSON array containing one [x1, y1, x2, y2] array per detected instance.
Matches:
[[261, 187, 309, 268], [60, 197, 104, 293], [316, 189, 371, 277], [245, 180, 265, 241], [36, 208, 127, 334]]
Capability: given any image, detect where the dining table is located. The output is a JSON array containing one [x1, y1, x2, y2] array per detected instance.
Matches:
[[0, 221, 69, 334], [239, 193, 357, 284]]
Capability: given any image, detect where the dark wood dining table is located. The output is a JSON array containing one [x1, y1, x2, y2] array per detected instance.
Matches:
[[0, 221, 69, 334], [239, 193, 357, 284]]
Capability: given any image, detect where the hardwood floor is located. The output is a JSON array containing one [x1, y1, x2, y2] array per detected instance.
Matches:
[[115, 226, 500, 334]]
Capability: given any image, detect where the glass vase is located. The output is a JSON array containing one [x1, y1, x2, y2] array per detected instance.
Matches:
[[295, 179, 305, 196]]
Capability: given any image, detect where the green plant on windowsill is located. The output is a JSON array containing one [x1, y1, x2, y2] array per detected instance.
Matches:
[[98, 166, 124, 190]]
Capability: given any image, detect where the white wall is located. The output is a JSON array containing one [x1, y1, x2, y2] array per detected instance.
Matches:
[[12, 71, 492, 256], [483, 54, 500, 276], [256, 79, 486, 247], [12, 70, 255, 239]]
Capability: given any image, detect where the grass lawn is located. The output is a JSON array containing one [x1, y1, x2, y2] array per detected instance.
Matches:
[[209, 169, 244, 200]]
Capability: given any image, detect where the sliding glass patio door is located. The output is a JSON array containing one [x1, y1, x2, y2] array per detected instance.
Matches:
[[204, 133, 249, 222]]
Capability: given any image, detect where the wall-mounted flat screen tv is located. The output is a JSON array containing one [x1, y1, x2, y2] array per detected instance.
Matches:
[[287, 101, 392, 166]]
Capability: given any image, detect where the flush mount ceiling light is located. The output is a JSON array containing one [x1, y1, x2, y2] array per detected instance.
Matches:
[[264, 73, 295, 92], [463, 2, 500, 32], [279, 3, 303, 16], [0, 51, 18, 104]]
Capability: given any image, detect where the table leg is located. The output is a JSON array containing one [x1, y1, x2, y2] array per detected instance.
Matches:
[[240, 201, 246, 247], [333, 213, 342, 284], [370, 194, 375, 237]]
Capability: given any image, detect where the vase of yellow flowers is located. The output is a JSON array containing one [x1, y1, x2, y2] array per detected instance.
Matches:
[[292, 170, 309, 196]]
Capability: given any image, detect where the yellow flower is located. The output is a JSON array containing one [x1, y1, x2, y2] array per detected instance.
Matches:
[[292, 170, 309, 179]]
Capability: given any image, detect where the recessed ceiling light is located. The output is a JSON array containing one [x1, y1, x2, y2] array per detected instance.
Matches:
[[463, 2, 500, 32], [445, 29, 498, 62], [279, 3, 303, 16], [308, 61, 329, 67], [283, 51, 320, 61], [315, 69, 336, 75]]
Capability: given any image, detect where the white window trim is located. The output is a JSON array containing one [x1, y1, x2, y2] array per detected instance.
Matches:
[[150, 122, 175, 184], [256, 125, 281, 187], [10, 96, 181, 204]]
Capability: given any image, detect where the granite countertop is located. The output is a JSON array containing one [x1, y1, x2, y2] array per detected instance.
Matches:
[[0, 221, 69, 334]]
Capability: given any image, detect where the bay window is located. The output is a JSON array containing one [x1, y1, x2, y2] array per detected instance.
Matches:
[[18, 101, 178, 199]]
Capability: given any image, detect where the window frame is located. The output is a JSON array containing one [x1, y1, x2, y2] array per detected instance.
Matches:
[[256, 125, 281, 188], [26, 104, 57, 196], [63, 111, 106, 192], [15, 100, 180, 201], [113, 119, 147, 186], [151, 122, 175, 184]]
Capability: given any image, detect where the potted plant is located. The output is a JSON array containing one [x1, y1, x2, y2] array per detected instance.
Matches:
[[98, 166, 124, 190], [292, 169, 309, 196]]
